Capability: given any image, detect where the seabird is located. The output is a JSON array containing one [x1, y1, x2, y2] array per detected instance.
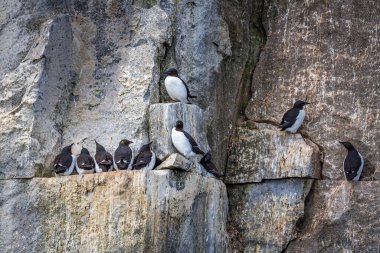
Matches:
[[171, 120, 205, 158], [279, 100, 310, 133], [114, 139, 133, 170], [339, 141, 364, 181], [162, 68, 197, 103], [75, 147, 95, 174], [132, 141, 156, 170], [53, 143, 76, 176], [200, 152, 224, 178], [94, 141, 114, 172]]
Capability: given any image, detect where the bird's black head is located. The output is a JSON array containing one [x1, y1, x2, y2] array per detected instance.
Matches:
[[339, 141, 356, 151], [163, 68, 178, 77], [293, 100, 310, 109], [140, 141, 153, 152], [95, 140, 106, 152], [120, 139, 133, 146], [61, 143, 74, 154], [175, 120, 184, 130], [80, 147, 90, 155]]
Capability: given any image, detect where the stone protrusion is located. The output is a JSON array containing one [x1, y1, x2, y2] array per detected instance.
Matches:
[[226, 122, 321, 183], [155, 153, 193, 172]]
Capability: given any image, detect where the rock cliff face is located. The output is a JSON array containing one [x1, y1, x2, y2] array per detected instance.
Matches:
[[0, 0, 379, 252]]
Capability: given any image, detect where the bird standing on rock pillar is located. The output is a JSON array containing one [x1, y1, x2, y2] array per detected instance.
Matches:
[[279, 100, 310, 133], [162, 68, 197, 103], [171, 120, 205, 158]]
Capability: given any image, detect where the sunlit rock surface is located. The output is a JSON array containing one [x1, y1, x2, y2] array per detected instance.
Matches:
[[0, 171, 228, 253], [287, 181, 380, 253], [226, 122, 321, 183], [228, 179, 313, 253]]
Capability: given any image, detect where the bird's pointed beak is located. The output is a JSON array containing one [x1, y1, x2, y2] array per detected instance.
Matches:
[[305, 102, 311, 105], [338, 141, 344, 145]]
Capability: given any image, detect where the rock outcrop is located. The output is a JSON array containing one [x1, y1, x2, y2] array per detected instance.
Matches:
[[0, 171, 228, 253], [226, 122, 321, 183]]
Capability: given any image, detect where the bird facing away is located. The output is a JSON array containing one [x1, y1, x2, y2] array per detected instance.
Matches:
[[114, 139, 133, 170], [279, 100, 310, 133], [94, 141, 114, 172], [53, 143, 76, 176], [162, 68, 197, 103], [200, 152, 224, 178], [171, 120, 205, 158], [76, 147, 95, 174], [132, 141, 156, 170], [339, 141, 364, 181]]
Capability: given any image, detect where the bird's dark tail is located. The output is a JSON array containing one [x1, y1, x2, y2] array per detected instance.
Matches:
[[188, 94, 197, 99]]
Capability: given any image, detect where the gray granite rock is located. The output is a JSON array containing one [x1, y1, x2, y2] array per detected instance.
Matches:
[[0, 171, 228, 253], [155, 153, 193, 172], [228, 179, 313, 253], [286, 180, 380, 253], [245, 0, 380, 179], [226, 122, 322, 183], [149, 103, 210, 161]]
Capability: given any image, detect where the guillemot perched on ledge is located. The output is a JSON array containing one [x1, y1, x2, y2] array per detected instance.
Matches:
[[132, 142, 156, 170], [171, 120, 205, 158], [279, 100, 310, 133], [162, 68, 197, 104], [53, 143, 76, 176], [76, 147, 95, 174], [114, 139, 133, 170], [339, 141, 364, 181], [94, 141, 114, 172]]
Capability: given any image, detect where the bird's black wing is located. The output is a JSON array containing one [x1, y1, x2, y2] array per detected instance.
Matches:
[[280, 108, 299, 130], [179, 77, 197, 99], [344, 151, 362, 180], [133, 150, 152, 169], [200, 152, 223, 178], [95, 152, 113, 165], [181, 130, 205, 155], [54, 154, 73, 173], [77, 155, 95, 169]]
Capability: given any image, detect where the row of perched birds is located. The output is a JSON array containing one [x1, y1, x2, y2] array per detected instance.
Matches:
[[53, 120, 222, 177], [53, 67, 364, 181]]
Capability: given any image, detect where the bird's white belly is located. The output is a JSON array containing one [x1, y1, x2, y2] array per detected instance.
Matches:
[[145, 151, 156, 170], [172, 129, 193, 157], [165, 76, 188, 102], [353, 153, 364, 181], [286, 110, 305, 133]]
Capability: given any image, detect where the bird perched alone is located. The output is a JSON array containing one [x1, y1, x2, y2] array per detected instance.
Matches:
[[94, 141, 114, 172], [132, 142, 156, 170], [114, 139, 133, 170], [279, 100, 310, 133], [339, 141, 364, 181], [75, 147, 95, 174], [171, 120, 205, 158], [162, 68, 197, 103], [200, 152, 224, 178], [53, 143, 76, 176]]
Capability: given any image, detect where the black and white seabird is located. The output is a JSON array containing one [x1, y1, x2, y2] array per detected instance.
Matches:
[[279, 100, 310, 133], [162, 68, 197, 103], [114, 139, 133, 170], [132, 141, 156, 170], [75, 147, 95, 174], [53, 143, 76, 176], [171, 120, 205, 158], [200, 152, 224, 178], [339, 141, 364, 181], [94, 141, 114, 172]]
